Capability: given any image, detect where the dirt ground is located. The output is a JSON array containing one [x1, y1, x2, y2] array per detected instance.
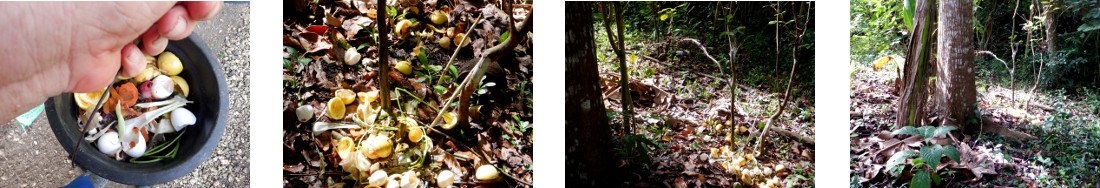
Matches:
[[0, 2, 250, 187]]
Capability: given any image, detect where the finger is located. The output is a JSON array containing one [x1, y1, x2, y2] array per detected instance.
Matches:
[[157, 5, 196, 40], [182, 1, 222, 21], [141, 27, 169, 55], [120, 44, 148, 78]]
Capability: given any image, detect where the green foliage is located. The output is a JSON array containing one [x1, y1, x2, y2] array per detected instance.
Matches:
[[614, 134, 659, 167], [892, 125, 956, 142], [886, 126, 960, 187], [850, 0, 907, 66], [1022, 100, 1100, 185]]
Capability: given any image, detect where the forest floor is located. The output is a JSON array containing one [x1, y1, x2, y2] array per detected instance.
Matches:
[[282, 0, 532, 187], [850, 60, 1100, 187], [595, 37, 815, 187]]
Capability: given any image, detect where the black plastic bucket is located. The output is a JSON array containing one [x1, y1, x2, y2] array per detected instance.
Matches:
[[45, 36, 228, 185]]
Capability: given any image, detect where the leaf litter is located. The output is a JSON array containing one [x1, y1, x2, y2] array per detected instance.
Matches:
[[283, 0, 533, 187]]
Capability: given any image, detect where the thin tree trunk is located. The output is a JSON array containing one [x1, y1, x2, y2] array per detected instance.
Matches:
[[1010, 0, 1020, 107], [773, 2, 781, 79], [726, 3, 740, 130], [565, 2, 614, 186], [755, 3, 809, 152], [935, 0, 977, 132], [1043, 0, 1057, 53], [599, 2, 632, 134], [897, 0, 936, 129]]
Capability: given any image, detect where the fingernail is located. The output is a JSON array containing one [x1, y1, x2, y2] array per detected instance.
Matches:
[[146, 36, 169, 54], [129, 50, 145, 65], [168, 16, 186, 37]]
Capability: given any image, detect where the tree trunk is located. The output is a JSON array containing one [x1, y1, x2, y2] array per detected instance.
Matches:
[[727, 3, 740, 129], [896, 0, 936, 129], [565, 2, 614, 186], [935, 0, 977, 132], [599, 2, 632, 134], [377, 0, 392, 116], [1043, 0, 1057, 53]]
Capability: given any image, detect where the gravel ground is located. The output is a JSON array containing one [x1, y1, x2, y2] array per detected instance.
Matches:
[[0, 2, 250, 187]]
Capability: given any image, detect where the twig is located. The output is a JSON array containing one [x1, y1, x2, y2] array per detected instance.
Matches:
[[425, 126, 533, 186], [754, 3, 810, 153], [436, 14, 486, 85], [679, 38, 725, 75], [394, 87, 439, 112]]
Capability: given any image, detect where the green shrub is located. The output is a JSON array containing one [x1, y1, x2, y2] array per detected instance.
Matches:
[[885, 126, 961, 188]]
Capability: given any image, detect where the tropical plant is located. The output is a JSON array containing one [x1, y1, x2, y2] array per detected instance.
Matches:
[[885, 126, 961, 188]]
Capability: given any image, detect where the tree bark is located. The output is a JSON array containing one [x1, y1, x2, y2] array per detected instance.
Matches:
[[726, 3, 740, 130], [935, 0, 977, 132], [599, 2, 633, 134], [565, 2, 614, 186], [896, 0, 936, 129], [377, 0, 391, 116], [1043, 0, 1057, 53]]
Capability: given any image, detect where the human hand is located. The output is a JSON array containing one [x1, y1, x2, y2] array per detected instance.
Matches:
[[0, 1, 221, 120]]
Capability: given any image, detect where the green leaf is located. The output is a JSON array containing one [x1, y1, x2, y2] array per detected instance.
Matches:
[[448, 65, 459, 79], [941, 145, 960, 162], [768, 20, 779, 25], [911, 170, 931, 188], [892, 126, 922, 136], [660, 14, 669, 21], [931, 170, 941, 185], [725, 14, 733, 21], [931, 126, 956, 138], [920, 146, 942, 169], [902, 0, 916, 31], [629, 52, 638, 63], [418, 47, 428, 64], [433, 85, 449, 94], [499, 31, 510, 42], [886, 150, 918, 175], [358, 43, 368, 50], [287, 47, 299, 58], [1078, 20, 1100, 32]]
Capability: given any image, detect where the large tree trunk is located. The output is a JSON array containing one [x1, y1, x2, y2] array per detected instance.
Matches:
[[565, 2, 614, 186], [935, 0, 977, 132], [896, 0, 936, 129]]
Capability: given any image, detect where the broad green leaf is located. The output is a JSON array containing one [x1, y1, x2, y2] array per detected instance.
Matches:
[[660, 14, 669, 21], [768, 20, 779, 25], [287, 47, 299, 58], [499, 31, 510, 43], [725, 14, 733, 21], [941, 145, 960, 162], [629, 52, 638, 63], [920, 146, 941, 169], [1078, 20, 1100, 32], [886, 150, 918, 175], [902, 0, 916, 31], [931, 126, 956, 138], [931, 171, 941, 185], [911, 170, 931, 188], [892, 126, 922, 136]]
